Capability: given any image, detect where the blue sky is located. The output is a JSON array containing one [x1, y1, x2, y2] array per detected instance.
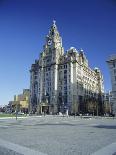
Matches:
[[0, 0, 116, 106]]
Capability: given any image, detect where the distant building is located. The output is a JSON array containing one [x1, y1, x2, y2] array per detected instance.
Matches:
[[10, 89, 30, 113], [104, 91, 112, 115], [107, 55, 116, 115], [30, 21, 104, 115]]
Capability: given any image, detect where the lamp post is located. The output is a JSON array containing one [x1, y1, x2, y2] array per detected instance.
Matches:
[[97, 101, 98, 116], [15, 101, 21, 120], [15, 101, 19, 120], [62, 102, 64, 114], [53, 95, 55, 114]]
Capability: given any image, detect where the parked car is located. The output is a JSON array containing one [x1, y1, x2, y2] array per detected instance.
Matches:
[[18, 112, 25, 115]]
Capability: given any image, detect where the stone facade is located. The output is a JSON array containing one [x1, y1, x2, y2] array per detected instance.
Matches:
[[30, 21, 104, 115], [107, 55, 116, 115]]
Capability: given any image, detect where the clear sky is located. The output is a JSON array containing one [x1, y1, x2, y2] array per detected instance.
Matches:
[[0, 0, 116, 106]]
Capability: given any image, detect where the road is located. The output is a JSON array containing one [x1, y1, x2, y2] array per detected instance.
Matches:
[[0, 116, 116, 155]]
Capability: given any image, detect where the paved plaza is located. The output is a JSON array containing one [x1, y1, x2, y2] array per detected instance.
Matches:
[[0, 116, 116, 155]]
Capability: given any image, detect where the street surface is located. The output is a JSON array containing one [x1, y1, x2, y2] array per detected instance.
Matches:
[[0, 116, 116, 155]]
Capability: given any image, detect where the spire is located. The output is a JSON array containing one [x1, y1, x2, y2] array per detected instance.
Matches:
[[49, 20, 58, 36], [53, 20, 56, 26], [45, 21, 62, 47], [44, 21, 64, 56]]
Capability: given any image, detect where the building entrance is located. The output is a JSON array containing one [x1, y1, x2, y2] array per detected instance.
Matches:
[[41, 105, 50, 114]]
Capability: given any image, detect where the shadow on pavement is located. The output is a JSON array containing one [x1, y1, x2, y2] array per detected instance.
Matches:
[[94, 125, 116, 129], [33, 123, 86, 126]]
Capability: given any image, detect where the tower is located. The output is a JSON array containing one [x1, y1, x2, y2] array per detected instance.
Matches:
[[44, 20, 64, 62], [43, 21, 64, 113], [30, 21, 64, 114]]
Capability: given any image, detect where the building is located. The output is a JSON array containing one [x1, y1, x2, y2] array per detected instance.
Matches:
[[10, 89, 30, 113], [30, 21, 104, 115], [104, 91, 112, 115], [106, 55, 116, 115]]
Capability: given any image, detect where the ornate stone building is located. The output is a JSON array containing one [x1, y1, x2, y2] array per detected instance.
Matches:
[[30, 21, 104, 115]]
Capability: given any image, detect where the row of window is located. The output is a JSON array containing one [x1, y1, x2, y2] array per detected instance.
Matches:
[[83, 66, 95, 77], [59, 64, 67, 69], [83, 76, 96, 85]]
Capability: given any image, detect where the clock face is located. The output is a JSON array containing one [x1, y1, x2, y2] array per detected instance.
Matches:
[[57, 42, 60, 46], [47, 40, 52, 45]]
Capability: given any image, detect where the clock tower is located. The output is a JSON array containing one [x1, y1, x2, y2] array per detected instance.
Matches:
[[44, 20, 64, 63], [37, 21, 64, 113]]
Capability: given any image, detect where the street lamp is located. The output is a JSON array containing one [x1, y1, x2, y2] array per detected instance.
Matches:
[[16, 102, 18, 120]]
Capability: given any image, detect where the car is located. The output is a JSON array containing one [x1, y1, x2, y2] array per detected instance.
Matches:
[[17, 112, 25, 115]]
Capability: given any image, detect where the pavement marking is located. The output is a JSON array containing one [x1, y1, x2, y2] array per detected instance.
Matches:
[[0, 138, 47, 155], [92, 142, 116, 155]]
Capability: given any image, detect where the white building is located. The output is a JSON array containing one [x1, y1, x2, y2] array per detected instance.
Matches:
[[30, 21, 104, 115], [107, 55, 116, 115]]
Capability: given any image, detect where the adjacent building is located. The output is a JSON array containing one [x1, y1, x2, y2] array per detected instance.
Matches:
[[104, 91, 112, 115], [30, 21, 104, 115], [106, 55, 116, 115], [10, 89, 30, 113]]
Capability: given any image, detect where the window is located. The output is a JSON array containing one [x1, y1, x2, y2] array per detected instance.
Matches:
[[64, 80, 67, 85], [113, 61, 116, 68], [64, 86, 67, 90], [64, 70, 67, 74], [48, 68, 50, 71], [46, 73, 48, 76], [34, 76, 38, 79]]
